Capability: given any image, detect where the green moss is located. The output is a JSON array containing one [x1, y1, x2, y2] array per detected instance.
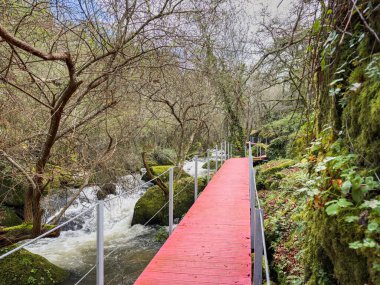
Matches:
[[132, 176, 206, 226], [304, 208, 372, 285], [259, 113, 304, 139], [343, 77, 380, 165], [267, 136, 288, 159], [150, 165, 190, 182], [256, 159, 295, 189], [0, 206, 22, 227], [1, 223, 58, 241], [0, 245, 68, 285]]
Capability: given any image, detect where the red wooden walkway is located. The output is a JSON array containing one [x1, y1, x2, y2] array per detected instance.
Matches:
[[134, 158, 251, 285]]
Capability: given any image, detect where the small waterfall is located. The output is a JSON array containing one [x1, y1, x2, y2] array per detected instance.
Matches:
[[25, 162, 202, 284], [26, 174, 158, 284]]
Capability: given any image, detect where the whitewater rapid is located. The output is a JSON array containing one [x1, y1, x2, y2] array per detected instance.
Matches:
[[24, 159, 207, 284]]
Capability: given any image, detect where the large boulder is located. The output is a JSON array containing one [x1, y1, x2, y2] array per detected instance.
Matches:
[[132, 177, 206, 226], [97, 183, 117, 200], [0, 245, 68, 285]]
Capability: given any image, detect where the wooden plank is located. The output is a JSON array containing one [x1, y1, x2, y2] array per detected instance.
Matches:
[[134, 158, 251, 285]]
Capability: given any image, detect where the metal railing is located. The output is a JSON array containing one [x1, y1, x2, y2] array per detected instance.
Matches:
[[245, 136, 269, 157], [248, 142, 270, 285], [0, 140, 233, 285]]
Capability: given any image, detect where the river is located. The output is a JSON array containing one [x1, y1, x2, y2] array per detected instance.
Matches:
[[25, 158, 208, 285]]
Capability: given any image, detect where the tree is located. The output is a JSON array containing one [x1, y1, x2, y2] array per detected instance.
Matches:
[[0, 0, 222, 235]]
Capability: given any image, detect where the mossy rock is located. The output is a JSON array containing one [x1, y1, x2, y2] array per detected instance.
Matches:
[[150, 165, 190, 182], [0, 207, 22, 227], [0, 224, 59, 247], [132, 177, 206, 226], [0, 245, 68, 285], [256, 159, 295, 190], [304, 208, 376, 285]]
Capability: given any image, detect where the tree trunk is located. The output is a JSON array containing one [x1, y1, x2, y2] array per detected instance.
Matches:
[[142, 152, 168, 197]]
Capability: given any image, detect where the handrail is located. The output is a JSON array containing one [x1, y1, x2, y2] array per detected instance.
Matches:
[[248, 142, 270, 285], [74, 174, 194, 284], [1, 141, 232, 284]]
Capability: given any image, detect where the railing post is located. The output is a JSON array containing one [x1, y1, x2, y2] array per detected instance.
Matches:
[[215, 145, 218, 172], [230, 143, 232, 158], [249, 143, 255, 250], [259, 137, 262, 157], [96, 200, 104, 285], [254, 208, 264, 285], [220, 142, 224, 165], [207, 149, 210, 183], [244, 142, 247, 157], [224, 141, 227, 161], [194, 155, 198, 202], [169, 167, 174, 235]]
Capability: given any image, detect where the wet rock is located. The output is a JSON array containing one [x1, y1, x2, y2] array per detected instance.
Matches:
[[97, 183, 117, 200]]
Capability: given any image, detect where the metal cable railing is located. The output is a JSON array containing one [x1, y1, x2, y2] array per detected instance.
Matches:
[[248, 142, 270, 285], [0, 140, 233, 285]]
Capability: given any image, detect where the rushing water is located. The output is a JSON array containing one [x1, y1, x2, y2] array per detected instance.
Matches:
[[25, 159, 207, 285]]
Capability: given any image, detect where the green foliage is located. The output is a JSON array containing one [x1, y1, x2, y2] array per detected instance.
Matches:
[[256, 159, 295, 189], [154, 227, 169, 243], [260, 167, 308, 284], [267, 136, 287, 159], [144, 148, 176, 167], [0, 206, 22, 227], [259, 113, 304, 140], [132, 177, 206, 226], [0, 245, 68, 285], [0, 161, 25, 207]]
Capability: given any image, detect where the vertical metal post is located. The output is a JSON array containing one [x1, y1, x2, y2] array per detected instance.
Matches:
[[169, 167, 174, 235], [254, 209, 264, 285], [194, 155, 198, 201], [244, 142, 247, 157], [224, 141, 227, 161], [96, 200, 104, 285], [259, 137, 262, 157], [248, 142, 255, 250], [230, 143, 232, 158], [220, 142, 224, 165], [215, 145, 218, 172], [256, 138, 259, 157], [207, 150, 210, 183]]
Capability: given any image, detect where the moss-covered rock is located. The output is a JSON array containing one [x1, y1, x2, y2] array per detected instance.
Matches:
[[0, 206, 22, 227], [256, 159, 295, 189], [132, 177, 206, 226], [150, 165, 190, 182], [304, 208, 373, 285], [0, 245, 68, 285], [0, 224, 59, 248]]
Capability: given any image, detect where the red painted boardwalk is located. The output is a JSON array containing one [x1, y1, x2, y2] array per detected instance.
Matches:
[[134, 158, 251, 285]]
